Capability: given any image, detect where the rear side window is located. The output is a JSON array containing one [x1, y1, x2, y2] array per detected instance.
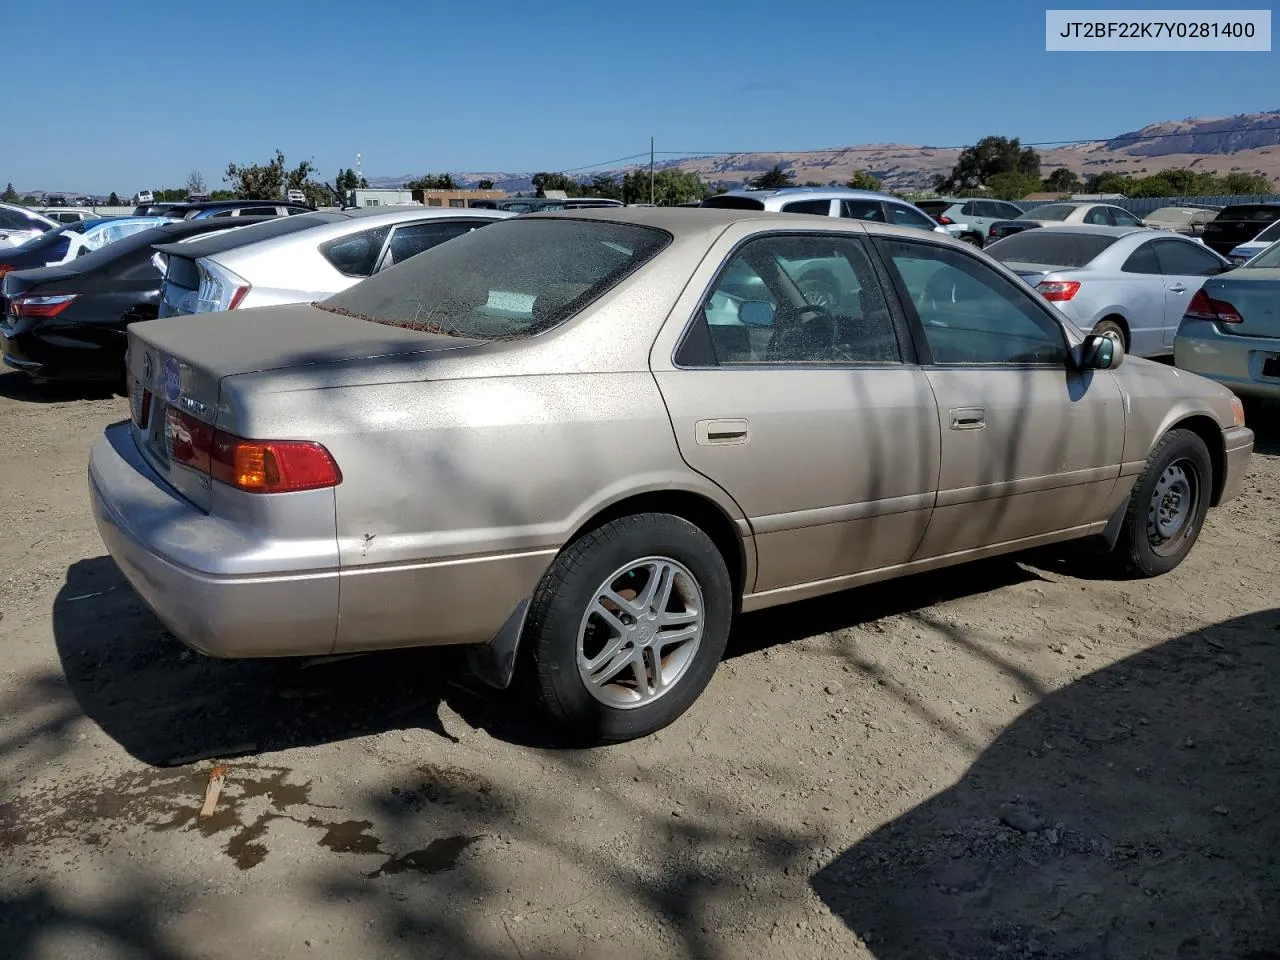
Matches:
[[687, 233, 899, 366], [841, 199, 886, 222], [960, 202, 979, 217], [987, 231, 1118, 267], [321, 225, 391, 277], [781, 199, 831, 216], [1121, 242, 1161, 274], [320, 218, 670, 340]]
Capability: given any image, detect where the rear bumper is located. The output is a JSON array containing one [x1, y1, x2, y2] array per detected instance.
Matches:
[[1220, 425, 1254, 505], [1, 321, 123, 381], [1175, 321, 1280, 400], [89, 423, 341, 658]]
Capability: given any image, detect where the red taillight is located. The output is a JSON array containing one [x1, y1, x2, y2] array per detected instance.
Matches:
[[211, 435, 342, 493], [938, 215, 954, 225], [163, 406, 341, 492], [227, 285, 250, 310], [1184, 288, 1243, 323], [13, 294, 77, 317], [1036, 280, 1081, 302]]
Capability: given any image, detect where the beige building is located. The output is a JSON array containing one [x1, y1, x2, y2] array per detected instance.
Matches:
[[410, 188, 507, 208]]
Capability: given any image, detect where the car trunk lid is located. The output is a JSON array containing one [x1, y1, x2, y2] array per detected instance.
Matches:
[[125, 302, 480, 511], [1201, 270, 1280, 339]]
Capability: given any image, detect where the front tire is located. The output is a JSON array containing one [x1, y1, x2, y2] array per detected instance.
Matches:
[[1113, 429, 1212, 577], [524, 513, 732, 744]]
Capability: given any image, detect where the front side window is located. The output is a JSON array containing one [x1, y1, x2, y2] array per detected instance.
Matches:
[[1083, 206, 1111, 225], [881, 238, 1067, 365], [887, 204, 937, 231], [1152, 238, 1227, 276], [320, 218, 670, 340], [376, 220, 490, 271], [687, 233, 900, 366], [1110, 207, 1142, 226]]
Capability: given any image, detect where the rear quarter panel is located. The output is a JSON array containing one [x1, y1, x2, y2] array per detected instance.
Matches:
[[220, 368, 747, 651]]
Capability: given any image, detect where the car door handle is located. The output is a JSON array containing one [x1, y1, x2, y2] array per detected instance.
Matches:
[[1168, 284, 1188, 293], [695, 419, 749, 445], [949, 407, 986, 430]]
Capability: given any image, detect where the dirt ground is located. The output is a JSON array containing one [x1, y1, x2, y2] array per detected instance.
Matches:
[[0, 371, 1277, 960]]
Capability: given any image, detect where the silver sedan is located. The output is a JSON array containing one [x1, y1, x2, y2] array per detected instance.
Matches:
[[986, 225, 1233, 357], [156, 207, 512, 316], [1175, 239, 1280, 400]]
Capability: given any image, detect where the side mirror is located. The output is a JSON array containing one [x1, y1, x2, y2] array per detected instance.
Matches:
[[738, 300, 776, 327], [1078, 333, 1124, 371]]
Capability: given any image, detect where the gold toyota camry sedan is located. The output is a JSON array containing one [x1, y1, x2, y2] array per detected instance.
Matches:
[[89, 208, 1254, 743]]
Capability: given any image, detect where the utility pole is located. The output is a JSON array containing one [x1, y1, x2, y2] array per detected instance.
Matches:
[[650, 137, 655, 206]]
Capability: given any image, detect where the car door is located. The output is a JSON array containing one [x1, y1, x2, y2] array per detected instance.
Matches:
[[1116, 239, 1171, 357], [875, 236, 1125, 558], [651, 228, 940, 596], [1151, 237, 1230, 349]]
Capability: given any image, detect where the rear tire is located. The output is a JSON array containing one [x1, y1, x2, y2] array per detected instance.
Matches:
[[524, 513, 732, 744], [1113, 429, 1212, 577], [961, 233, 983, 248]]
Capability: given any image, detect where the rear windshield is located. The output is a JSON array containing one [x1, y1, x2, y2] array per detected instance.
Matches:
[[986, 231, 1119, 267], [1215, 205, 1280, 222], [319, 218, 671, 341], [915, 201, 951, 215], [1019, 203, 1075, 221], [700, 195, 767, 211]]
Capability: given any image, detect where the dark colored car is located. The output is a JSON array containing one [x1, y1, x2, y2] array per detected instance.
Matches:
[[132, 202, 183, 216], [159, 199, 315, 220], [1, 217, 276, 383], [1201, 203, 1280, 256]]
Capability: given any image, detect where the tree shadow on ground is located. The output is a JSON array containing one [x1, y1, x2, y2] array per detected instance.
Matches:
[[812, 607, 1280, 960], [53, 554, 1043, 764]]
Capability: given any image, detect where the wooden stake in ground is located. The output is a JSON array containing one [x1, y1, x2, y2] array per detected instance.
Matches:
[[200, 765, 229, 820]]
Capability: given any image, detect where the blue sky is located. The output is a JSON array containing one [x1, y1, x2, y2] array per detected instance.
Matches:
[[8, 0, 1278, 193]]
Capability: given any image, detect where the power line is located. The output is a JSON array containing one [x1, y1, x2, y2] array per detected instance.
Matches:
[[560, 151, 653, 173]]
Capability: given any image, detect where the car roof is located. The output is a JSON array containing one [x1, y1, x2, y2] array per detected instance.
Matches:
[[713, 186, 902, 202], [165, 199, 311, 212], [524, 205, 974, 247], [332, 206, 512, 221], [1006, 224, 1151, 238]]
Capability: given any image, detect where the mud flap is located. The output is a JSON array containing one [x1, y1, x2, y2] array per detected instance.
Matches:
[[466, 597, 529, 690], [1101, 494, 1131, 550]]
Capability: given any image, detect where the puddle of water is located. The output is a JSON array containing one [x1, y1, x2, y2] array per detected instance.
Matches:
[[365, 835, 483, 879]]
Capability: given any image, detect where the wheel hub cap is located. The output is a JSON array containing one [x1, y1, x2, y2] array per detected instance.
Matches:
[[1146, 459, 1197, 555], [576, 557, 704, 709]]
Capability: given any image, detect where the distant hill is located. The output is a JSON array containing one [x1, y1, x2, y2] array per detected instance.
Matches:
[[366, 110, 1280, 194]]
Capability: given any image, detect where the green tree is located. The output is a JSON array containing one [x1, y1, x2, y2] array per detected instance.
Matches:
[[336, 168, 366, 192], [225, 150, 318, 200], [529, 172, 576, 196], [406, 173, 456, 190], [750, 164, 795, 189], [986, 171, 1043, 200], [1083, 172, 1132, 195], [937, 136, 1041, 192], [1042, 167, 1082, 193], [845, 170, 882, 191], [107, 191, 120, 205], [583, 174, 623, 200], [476, 179, 495, 190], [1220, 172, 1273, 194], [1, 182, 17, 202]]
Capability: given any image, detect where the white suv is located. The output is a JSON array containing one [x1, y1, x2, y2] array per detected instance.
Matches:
[[701, 187, 957, 236], [0, 203, 57, 248]]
